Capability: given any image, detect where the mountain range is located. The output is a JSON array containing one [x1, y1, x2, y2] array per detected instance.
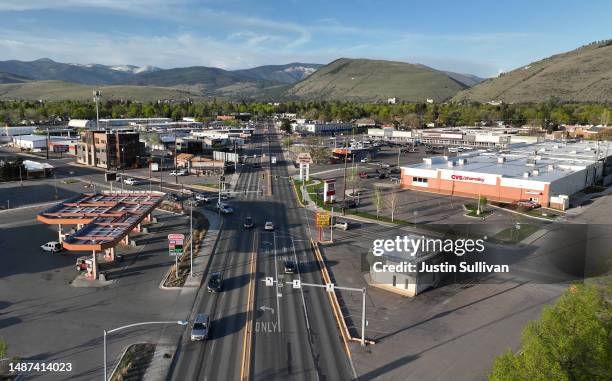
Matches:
[[0, 40, 608, 103], [453, 40, 612, 103]]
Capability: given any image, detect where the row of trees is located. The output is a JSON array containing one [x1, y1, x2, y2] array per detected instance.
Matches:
[[1, 99, 610, 128]]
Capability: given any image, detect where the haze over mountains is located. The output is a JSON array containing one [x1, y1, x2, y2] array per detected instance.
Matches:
[[0, 40, 609, 103]]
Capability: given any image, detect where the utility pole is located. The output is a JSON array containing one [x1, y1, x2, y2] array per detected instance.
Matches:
[[190, 197, 193, 277], [341, 140, 349, 215], [46, 128, 50, 160], [174, 138, 178, 184], [397, 146, 402, 167], [93, 90, 101, 130], [159, 156, 164, 192]]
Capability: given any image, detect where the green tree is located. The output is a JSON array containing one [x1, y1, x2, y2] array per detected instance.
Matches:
[[0, 337, 7, 358], [489, 284, 611, 381], [280, 119, 292, 134]]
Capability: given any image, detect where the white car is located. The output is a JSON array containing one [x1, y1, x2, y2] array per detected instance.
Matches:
[[41, 241, 63, 253], [360, 157, 370, 163], [123, 178, 137, 185], [333, 221, 349, 230], [264, 222, 274, 231], [194, 193, 212, 202], [170, 169, 188, 176]]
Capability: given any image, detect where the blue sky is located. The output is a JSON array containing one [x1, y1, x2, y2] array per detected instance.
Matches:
[[0, 0, 609, 77]]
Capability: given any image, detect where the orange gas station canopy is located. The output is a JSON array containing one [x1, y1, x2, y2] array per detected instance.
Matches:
[[37, 191, 165, 251]]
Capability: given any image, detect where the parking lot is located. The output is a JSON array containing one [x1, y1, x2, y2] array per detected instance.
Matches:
[[313, 219, 567, 381], [0, 178, 195, 380]]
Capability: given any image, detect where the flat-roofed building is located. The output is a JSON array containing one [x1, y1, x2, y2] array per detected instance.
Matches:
[[76, 130, 142, 169], [400, 140, 610, 210]]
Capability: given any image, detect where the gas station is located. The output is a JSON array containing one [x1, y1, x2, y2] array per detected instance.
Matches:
[[36, 191, 165, 280]]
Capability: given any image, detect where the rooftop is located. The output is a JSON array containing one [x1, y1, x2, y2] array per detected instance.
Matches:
[[37, 191, 164, 251]]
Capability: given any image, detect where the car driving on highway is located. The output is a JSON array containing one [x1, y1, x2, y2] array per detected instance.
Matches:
[[283, 260, 297, 274], [264, 221, 274, 231], [190, 313, 210, 341], [207, 272, 223, 292], [243, 217, 254, 229]]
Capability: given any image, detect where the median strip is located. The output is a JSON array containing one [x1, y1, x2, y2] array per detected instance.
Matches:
[[240, 235, 258, 381]]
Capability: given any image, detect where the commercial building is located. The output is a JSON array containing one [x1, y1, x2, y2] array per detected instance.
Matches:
[[368, 127, 518, 147], [68, 119, 94, 129], [76, 130, 143, 169], [292, 120, 354, 134], [400, 140, 611, 210], [98, 118, 172, 128], [11, 134, 48, 150]]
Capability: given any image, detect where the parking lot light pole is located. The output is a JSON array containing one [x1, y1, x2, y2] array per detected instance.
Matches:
[[103, 320, 188, 381], [190, 198, 193, 277]]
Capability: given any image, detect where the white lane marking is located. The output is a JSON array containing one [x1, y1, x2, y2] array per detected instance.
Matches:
[[273, 231, 281, 332], [291, 234, 311, 331]]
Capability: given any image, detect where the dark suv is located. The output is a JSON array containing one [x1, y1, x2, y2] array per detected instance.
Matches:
[[207, 272, 223, 292]]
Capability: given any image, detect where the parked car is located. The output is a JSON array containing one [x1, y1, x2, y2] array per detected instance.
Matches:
[[190, 313, 210, 341], [207, 272, 223, 292], [167, 193, 181, 202], [170, 169, 188, 176], [75, 256, 89, 271], [358, 172, 369, 179], [123, 177, 137, 185], [516, 200, 540, 210], [243, 217, 254, 229], [283, 260, 297, 274], [264, 221, 274, 231], [333, 220, 349, 230], [360, 157, 370, 163], [390, 176, 401, 183], [41, 241, 63, 253], [377, 172, 387, 179], [194, 193, 212, 202]]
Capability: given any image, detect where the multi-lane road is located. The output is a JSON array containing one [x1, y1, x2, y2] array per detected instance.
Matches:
[[169, 122, 354, 380]]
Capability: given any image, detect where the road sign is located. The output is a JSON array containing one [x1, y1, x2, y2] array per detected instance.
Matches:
[[167, 233, 185, 241], [296, 152, 313, 164], [325, 283, 335, 292], [316, 211, 331, 227], [105, 172, 117, 182], [292, 280, 301, 289], [265, 277, 274, 286]]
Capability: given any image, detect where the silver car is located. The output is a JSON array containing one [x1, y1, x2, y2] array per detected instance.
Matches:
[[190, 313, 210, 341]]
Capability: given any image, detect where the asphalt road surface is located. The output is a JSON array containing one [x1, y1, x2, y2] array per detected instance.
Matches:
[[169, 122, 354, 380]]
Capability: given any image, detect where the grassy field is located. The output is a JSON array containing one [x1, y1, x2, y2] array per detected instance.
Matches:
[[0, 80, 207, 101], [284, 58, 467, 102], [453, 40, 612, 103]]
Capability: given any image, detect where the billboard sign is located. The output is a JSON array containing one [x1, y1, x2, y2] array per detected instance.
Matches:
[[296, 153, 313, 164], [323, 180, 336, 203], [316, 211, 331, 227], [105, 172, 117, 182]]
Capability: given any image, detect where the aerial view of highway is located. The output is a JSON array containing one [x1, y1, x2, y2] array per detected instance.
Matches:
[[1, 2, 611, 381]]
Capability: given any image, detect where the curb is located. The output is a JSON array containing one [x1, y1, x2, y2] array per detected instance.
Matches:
[[488, 203, 559, 222]]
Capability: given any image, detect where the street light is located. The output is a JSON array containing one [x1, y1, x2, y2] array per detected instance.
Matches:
[[103, 320, 188, 381]]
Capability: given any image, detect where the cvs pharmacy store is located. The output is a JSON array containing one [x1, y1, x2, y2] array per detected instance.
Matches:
[[400, 153, 603, 210]]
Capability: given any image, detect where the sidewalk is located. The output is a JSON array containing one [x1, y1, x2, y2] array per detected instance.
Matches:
[[141, 208, 222, 381]]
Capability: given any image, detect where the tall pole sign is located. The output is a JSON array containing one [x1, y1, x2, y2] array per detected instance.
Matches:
[[168, 233, 185, 278]]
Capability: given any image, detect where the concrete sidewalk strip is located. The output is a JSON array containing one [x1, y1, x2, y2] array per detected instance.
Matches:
[[141, 344, 176, 381], [145, 208, 222, 380]]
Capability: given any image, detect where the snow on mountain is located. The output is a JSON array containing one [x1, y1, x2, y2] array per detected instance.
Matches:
[[283, 66, 317, 76]]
